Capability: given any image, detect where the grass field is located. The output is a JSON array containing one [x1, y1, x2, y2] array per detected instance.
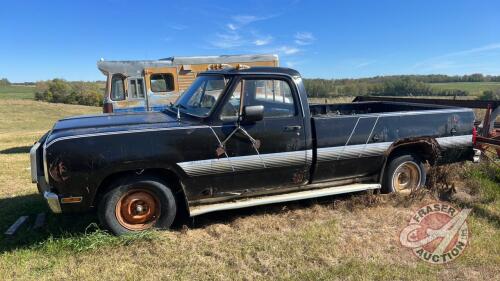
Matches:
[[0, 96, 499, 279], [0, 85, 35, 100], [428, 82, 500, 96]]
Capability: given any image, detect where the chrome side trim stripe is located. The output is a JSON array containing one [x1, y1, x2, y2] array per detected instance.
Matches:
[[178, 150, 308, 177], [189, 183, 381, 216], [436, 134, 472, 149], [45, 125, 211, 148], [306, 149, 313, 165], [178, 134, 472, 176], [317, 142, 393, 162]]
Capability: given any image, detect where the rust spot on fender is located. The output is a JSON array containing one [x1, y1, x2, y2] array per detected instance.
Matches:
[[385, 137, 440, 163], [49, 160, 69, 183], [292, 171, 305, 184]]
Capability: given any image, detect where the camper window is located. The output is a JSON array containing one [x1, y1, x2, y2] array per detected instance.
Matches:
[[111, 74, 126, 101], [150, 73, 175, 93], [129, 78, 145, 99]]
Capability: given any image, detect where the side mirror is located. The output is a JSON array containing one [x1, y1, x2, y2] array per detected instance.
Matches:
[[241, 105, 264, 123]]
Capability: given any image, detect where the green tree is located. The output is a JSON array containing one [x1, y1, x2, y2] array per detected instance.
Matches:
[[0, 78, 10, 86]]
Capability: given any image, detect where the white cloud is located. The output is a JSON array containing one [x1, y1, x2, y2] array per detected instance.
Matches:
[[294, 32, 315, 45], [413, 42, 500, 72], [232, 15, 274, 25], [225, 14, 277, 31], [277, 46, 300, 55], [254, 35, 273, 46], [212, 31, 245, 49], [441, 43, 500, 57]]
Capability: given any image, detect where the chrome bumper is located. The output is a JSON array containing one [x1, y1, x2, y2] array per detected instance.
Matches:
[[44, 191, 62, 213], [30, 142, 41, 183]]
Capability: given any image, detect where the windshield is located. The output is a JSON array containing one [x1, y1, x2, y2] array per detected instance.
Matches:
[[173, 75, 227, 117]]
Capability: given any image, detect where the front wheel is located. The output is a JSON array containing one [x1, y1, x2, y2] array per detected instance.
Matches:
[[98, 178, 177, 235], [382, 153, 426, 194]]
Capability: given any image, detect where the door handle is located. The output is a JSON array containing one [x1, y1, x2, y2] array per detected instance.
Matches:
[[284, 125, 302, 132]]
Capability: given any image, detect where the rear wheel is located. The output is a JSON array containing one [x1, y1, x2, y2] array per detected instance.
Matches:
[[382, 153, 426, 194], [98, 178, 177, 235]]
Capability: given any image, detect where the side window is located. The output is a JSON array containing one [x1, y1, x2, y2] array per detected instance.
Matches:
[[245, 79, 296, 118], [221, 81, 242, 118], [220, 79, 296, 119], [129, 78, 145, 99], [150, 73, 175, 93], [111, 74, 125, 101], [255, 80, 294, 104]]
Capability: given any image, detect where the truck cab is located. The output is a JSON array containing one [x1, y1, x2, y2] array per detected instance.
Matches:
[[98, 54, 279, 113]]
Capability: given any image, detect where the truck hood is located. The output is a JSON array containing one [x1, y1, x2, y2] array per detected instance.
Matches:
[[45, 111, 199, 145], [52, 112, 178, 131]]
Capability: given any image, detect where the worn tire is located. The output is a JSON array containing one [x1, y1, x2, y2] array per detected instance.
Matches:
[[382, 153, 426, 194], [98, 177, 177, 235]]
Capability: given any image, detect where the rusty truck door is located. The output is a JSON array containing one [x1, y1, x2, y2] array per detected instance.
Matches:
[[144, 67, 179, 111]]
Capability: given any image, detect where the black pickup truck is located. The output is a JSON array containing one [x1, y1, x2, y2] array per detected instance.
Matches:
[[30, 67, 477, 234]]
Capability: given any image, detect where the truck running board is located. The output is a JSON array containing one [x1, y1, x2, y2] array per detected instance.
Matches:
[[189, 183, 381, 217]]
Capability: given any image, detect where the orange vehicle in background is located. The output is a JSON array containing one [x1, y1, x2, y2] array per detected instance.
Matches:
[[98, 54, 278, 113]]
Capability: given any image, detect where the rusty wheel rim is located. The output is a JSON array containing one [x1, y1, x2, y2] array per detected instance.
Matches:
[[392, 161, 421, 194], [115, 189, 160, 231]]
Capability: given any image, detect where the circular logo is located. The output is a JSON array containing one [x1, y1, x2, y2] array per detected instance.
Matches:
[[399, 203, 471, 264]]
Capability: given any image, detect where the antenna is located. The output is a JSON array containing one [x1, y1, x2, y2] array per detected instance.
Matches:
[[177, 106, 181, 122]]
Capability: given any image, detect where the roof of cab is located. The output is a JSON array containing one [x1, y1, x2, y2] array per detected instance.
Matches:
[[202, 66, 301, 77]]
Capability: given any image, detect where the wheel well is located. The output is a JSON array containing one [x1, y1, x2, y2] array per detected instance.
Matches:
[[386, 139, 440, 165], [94, 168, 189, 217], [378, 139, 440, 183]]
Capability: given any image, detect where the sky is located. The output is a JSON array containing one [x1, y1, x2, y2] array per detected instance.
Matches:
[[1, 0, 500, 82]]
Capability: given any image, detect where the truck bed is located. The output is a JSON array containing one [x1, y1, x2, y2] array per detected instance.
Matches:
[[309, 101, 450, 117], [308, 101, 474, 183]]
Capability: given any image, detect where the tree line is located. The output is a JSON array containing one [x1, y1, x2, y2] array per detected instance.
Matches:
[[0, 78, 11, 86], [303, 73, 500, 98], [34, 79, 104, 106], [303, 77, 468, 98], [333, 73, 500, 84]]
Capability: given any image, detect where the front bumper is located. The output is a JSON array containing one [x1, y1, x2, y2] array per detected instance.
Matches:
[[31, 141, 62, 214], [44, 191, 62, 213], [37, 177, 62, 214]]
